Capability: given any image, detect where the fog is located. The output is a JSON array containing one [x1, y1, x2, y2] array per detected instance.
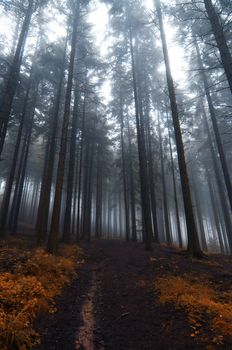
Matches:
[[0, 0, 232, 255]]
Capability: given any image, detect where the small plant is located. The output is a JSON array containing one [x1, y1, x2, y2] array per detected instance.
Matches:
[[154, 275, 232, 345], [0, 242, 83, 350]]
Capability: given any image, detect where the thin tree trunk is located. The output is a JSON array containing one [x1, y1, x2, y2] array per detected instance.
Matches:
[[85, 143, 94, 241], [0, 0, 34, 155], [11, 108, 34, 234], [155, 0, 202, 256], [158, 115, 172, 246], [207, 169, 226, 254], [129, 27, 153, 250], [62, 84, 80, 242], [126, 114, 137, 242], [191, 172, 208, 251], [167, 114, 183, 248], [201, 103, 232, 252], [144, 88, 159, 243], [76, 92, 86, 242], [82, 140, 94, 241], [203, 0, 232, 94], [119, 99, 130, 241], [95, 146, 103, 239], [0, 68, 33, 237], [36, 34, 68, 245], [72, 149, 79, 235], [195, 40, 232, 214], [47, 5, 78, 253]]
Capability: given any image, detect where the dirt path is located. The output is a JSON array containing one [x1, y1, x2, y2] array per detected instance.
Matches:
[[36, 240, 232, 350]]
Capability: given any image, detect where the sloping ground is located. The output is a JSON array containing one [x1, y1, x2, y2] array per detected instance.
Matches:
[[35, 240, 232, 350]]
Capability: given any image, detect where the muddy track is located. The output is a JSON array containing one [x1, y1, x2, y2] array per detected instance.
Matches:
[[75, 262, 105, 350], [36, 240, 232, 350]]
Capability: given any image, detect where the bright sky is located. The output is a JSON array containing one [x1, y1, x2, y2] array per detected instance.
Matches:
[[144, 0, 188, 86], [88, 3, 109, 57], [0, 0, 187, 101], [88, 0, 188, 102]]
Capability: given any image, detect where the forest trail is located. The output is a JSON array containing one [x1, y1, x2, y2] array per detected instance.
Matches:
[[36, 240, 232, 350]]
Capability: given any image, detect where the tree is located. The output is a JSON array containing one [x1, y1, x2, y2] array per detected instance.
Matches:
[[155, 0, 202, 256], [47, 3, 79, 253], [203, 0, 232, 94], [0, 64, 34, 237], [0, 0, 36, 156], [36, 37, 68, 245], [129, 25, 153, 250]]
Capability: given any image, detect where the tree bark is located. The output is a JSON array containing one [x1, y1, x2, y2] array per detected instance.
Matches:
[[0, 0, 34, 156], [11, 85, 37, 234], [47, 5, 78, 253], [129, 27, 153, 250], [36, 34, 68, 245], [144, 85, 159, 243], [195, 40, 232, 215], [76, 91, 86, 242], [191, 170, 208, 252], [119, 97, 130, 242], [167, 114, 183, 248], [126, 114, 137, 242], [201, 102, 232, 252], [95, 146, 103, 239], [158, 115, 172, 246], [155, 0, 202, 256], [206, 168, 226, 254], [0, 67, 33, 237], [62, 83, 80, 243], [203, 0, 232, 94]]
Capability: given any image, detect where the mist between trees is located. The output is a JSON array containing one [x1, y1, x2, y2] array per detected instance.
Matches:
[[0, 0, 232, 255]]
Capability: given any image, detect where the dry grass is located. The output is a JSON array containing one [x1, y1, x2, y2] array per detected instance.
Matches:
[[0, 240, 83, 350], [154, 274, 232, 345]]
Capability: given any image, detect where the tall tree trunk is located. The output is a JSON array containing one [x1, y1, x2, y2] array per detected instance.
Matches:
[[47, 5, 78, 253], [72, 150, 79, 235], [11, 97, 35, 234], [95, 146, 103, 239], [82, 139, 94, 241], [144, 86, 159, 243], [8, 79, 38, 233], [0, 0, 34, 156], [207, 169, 226, 254], [191, 171, 208, 251], [0, 68, 33, 237], [155, 0, 202, 256], [8, 137, 27, 231], [81, 141, 90, 240], [119, 98, 130, 242], [76, 92, 86, 242], [36, 34, 68, 245], [107, 186, 111, 239], [126, 114, 137, 242], [201, 102, 232, 252], [129, 27, 153, 250], [167, 114, 183, 248], [195, 40, 232, 215], [62, 84, 80, 242], [203, 0, 232, 94], [85, 144, 94, 241], [30, 180, 39, 224], [158, 115, 172, 246]]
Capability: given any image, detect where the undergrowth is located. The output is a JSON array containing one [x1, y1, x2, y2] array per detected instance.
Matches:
[[155, 275, 232, 346], [0, 240, 83, 350]]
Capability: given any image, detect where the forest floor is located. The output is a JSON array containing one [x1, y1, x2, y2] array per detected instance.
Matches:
[[35, 239, 232, 350]]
